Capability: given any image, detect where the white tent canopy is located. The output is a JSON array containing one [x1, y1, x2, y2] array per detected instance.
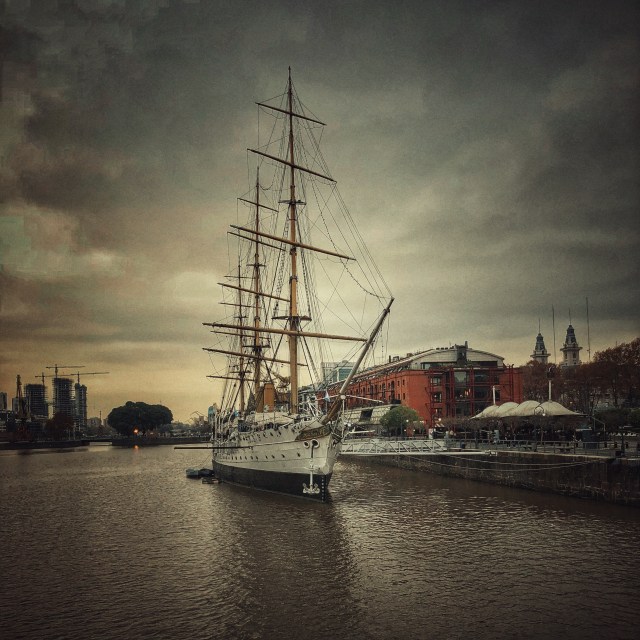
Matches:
[[511, 400, 545, 417], [473, 400, 583, 419], [493, 402, 519, 417], [539, 400, 582, 416]]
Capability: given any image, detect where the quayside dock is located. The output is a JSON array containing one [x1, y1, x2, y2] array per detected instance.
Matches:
[[340, 437, 640, 506]]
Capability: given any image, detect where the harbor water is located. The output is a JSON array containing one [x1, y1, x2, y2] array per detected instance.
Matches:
[[1, 445, 639, 640]]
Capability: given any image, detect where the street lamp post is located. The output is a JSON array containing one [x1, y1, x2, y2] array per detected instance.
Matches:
[[533, 405, 545, 451]]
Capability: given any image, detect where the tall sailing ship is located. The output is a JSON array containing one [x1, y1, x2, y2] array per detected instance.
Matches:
[[203, 70, 393, 501]]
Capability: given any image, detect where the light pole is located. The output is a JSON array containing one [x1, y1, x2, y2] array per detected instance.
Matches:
[[534, 405, 545, 451]]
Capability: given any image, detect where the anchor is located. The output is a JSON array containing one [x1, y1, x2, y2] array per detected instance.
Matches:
[[303, 481, 320, 495], [302, 440, 321, 495]]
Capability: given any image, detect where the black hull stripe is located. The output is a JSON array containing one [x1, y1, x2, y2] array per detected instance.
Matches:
[[213, 460, 332, 502]]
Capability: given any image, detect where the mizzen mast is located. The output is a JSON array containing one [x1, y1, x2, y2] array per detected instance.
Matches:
[[236, 261, 247, 413]]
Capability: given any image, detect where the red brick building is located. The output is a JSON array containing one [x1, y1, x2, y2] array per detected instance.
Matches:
[[326, 342, 523, 427]]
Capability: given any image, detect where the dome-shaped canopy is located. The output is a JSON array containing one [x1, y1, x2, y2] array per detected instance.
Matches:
[[494, 401, 519, 417], [539, 400, 581, 416], [473, 405, 498, 418], [472, 399, 582, 419], [510, 400, 544, 416]]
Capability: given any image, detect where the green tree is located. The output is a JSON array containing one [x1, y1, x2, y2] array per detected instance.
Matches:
[[522, 360, 552, 402], [107, 401, 173, 436], [379, 405, 421, 437], [592, 338, 640, 407]]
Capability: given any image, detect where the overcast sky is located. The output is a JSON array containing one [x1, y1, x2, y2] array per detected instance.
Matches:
[[1, 0, 638, 422]]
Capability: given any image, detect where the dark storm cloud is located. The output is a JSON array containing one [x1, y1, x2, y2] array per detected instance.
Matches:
[[3, 1, 252, 220], [0, 0, 638, 419]]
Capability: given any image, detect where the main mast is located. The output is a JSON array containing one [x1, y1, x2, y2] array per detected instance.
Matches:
[[286, 68, 301, 413], [239, 69, 367, 416]]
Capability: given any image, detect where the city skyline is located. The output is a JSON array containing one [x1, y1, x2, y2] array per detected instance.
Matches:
[[0, 315, 623, 424], [1, 1, 638, 422]]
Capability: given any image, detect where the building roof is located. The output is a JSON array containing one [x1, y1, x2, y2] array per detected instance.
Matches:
[[353, 343, 506, 381]]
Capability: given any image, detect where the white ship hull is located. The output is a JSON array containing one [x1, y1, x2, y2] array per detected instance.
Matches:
[[212, 418, 341, 501]]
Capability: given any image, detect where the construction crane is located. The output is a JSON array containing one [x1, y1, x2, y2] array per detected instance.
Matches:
[[36, 368, 88, 387], [39, 367, 109, 384], [66, 371, 110, 384], [45, 364, 85, 379]]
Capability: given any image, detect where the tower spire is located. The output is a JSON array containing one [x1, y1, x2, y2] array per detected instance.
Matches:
[[560, 322, 582, 367], [531, 327, 549, 364]]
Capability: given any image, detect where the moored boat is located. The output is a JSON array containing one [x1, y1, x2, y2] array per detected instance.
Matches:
[[203, 70, 393, 501]]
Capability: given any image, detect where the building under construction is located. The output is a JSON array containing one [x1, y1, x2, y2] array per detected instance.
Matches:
[[18, 368, 109, 430], [25, 383, 48, 419], [53, 377, 75, 419]]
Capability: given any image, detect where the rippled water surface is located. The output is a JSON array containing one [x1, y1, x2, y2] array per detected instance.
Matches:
[[1, 445, 639, 639]]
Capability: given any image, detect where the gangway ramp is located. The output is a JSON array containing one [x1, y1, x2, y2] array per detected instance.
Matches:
[[340, 438, 448, 456]]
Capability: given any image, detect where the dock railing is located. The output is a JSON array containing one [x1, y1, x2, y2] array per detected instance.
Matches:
[[469, 438, 639, 458], [340, 436, 639, 458]]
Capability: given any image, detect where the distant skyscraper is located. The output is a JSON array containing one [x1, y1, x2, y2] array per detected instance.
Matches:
[[560, 324, 582, 367], [531, 332, 550, 364], [322, 361, 355, 385]]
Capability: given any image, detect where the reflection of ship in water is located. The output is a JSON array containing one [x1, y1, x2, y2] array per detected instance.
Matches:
[[206, 486, 364, 637], [1, 366, 108, 448]]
